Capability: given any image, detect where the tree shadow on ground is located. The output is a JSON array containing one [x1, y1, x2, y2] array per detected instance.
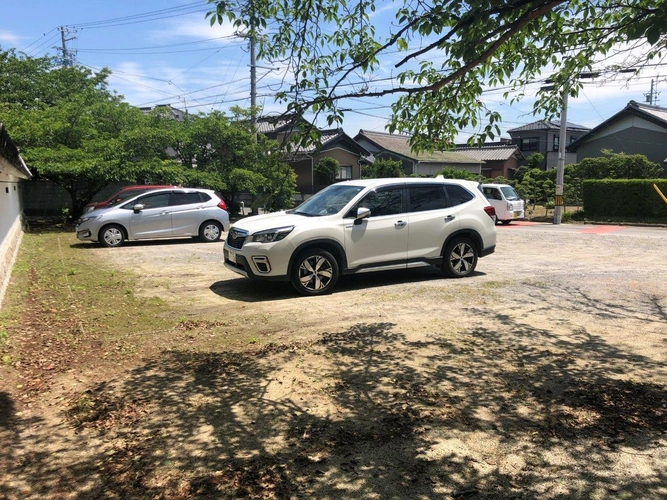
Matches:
[[3, 315, 666, 499]]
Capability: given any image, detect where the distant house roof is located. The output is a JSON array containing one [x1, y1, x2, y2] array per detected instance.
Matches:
[[139, 104, 187, 121], [356, 130, 483, 165], [256, 114, 305, 135], [257, 117, 371, 157], [568, 100, 667, 151], [0, 123, 32, 179], [454, 144, 524, 162], [508, 120, 591, 133], [299, 128, 370, 156]]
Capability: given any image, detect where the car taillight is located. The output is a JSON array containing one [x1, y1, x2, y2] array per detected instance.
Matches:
[[484, 205, 496, 219], [217, 199, 228, 211]]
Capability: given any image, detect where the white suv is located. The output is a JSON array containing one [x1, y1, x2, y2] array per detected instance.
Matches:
[[224, 177, 497, 295]]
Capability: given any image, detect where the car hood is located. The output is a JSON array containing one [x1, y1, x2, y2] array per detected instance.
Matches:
[[230, 211, 324, 234]]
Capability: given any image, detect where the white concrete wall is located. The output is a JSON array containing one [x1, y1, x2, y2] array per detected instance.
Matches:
[[0, 167, 25, 309]]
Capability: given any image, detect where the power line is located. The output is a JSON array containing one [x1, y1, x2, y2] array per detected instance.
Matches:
[[67, 1, 210, 29]]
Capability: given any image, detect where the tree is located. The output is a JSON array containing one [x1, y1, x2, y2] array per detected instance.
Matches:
[[314, 157, 340, 186], [207, 1, 667, 151], [363, 158, 404, 179], [434, 167, 482, 181], [1, 49, 296, 218], [572, 151, 664, 179], [0, 49, 170, 217]]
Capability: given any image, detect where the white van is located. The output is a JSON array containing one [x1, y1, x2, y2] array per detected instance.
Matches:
[[479, 184, 525, 224]]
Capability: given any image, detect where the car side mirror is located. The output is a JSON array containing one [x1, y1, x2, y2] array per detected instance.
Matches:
[[133, 204, 145, 212], [354, 207, 371, 225]]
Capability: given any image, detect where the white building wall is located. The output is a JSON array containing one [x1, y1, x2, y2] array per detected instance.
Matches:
[[0, 167, 25, 309]]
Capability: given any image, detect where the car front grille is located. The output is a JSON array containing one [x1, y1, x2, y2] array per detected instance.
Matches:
[[227, 228, 248, 249]]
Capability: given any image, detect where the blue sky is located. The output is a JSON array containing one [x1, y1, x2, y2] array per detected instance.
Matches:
[[1, 1, 665, 142]]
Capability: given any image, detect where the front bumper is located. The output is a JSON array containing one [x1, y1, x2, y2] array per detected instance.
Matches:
[[76, 226, 95, 242], [223, 249, 288, 282]]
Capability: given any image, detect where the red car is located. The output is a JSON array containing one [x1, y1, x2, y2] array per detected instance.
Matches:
[[83, 185, 177, 213]]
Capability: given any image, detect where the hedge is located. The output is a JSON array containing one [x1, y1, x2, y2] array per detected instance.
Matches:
[[582, 179, 667, 218]]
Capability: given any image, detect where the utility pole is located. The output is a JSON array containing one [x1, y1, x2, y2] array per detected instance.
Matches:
[[553, 91, 568, 225], [645, 77, 660, 105], [542, 72, 597, 224], [56, 26, 77, 67]]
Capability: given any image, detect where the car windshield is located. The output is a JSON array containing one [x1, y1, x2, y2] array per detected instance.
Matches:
[[292, 184, 365, 216], [500, 186, 520, 201]]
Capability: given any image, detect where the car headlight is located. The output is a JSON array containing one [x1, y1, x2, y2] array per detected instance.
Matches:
[[251, 226, 294, 243], [77, 215, 100, 224]]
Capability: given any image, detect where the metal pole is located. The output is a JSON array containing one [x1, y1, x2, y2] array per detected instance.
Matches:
[[553, 91, 568, 224], [250, 30, 257, 129]]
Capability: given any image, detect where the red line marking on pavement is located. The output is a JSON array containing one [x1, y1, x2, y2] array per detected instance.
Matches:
[[578, 225, 626, 234]]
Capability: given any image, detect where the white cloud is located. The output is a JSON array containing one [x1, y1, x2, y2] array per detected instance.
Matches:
[[0, 30, 22, 47], [149, 13, 241, 43]]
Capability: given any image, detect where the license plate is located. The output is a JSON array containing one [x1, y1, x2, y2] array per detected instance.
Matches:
[[226, 249, 237, 264]]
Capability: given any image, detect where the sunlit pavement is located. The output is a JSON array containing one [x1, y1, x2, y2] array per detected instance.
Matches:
[[498, 221, 628, 234], [496, 220, 667, 237]]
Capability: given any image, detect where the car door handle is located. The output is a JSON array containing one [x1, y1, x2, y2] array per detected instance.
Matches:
[[395, 220, 407, 228], [444, 215, 456, 222]]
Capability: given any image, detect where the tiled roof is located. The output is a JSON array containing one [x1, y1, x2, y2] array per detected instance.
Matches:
[[357, 130, 483, 164], [454, 145, 522, 161], [0, 123, 32, 179], [632, 101, 667, 124], [138, 104, 186, 121], [568, 100, 667, 150], [508, 120, 590, 133]]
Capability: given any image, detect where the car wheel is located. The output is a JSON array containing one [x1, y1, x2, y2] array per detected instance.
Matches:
[[199, 221, 222, 242], [500, 220, 511, 225], [99, 224, 125, 248], [442, 237, 478, 278], [291, 249, 339, 296]]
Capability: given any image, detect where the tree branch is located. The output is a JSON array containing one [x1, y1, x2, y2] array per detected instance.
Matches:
[[428, 0, 566, 92]]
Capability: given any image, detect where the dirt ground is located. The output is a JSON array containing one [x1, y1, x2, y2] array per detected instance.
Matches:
[[1, 222, 666, 499]]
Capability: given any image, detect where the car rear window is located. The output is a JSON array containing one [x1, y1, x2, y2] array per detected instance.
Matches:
[[171, 192, 203, 206], [445, 185, 474, 206], [408, 185, 449, 212]]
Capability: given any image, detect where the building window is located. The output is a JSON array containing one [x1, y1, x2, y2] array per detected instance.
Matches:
[[520, 137, 539, 151], [570, 135, 579, 143], [337, 165, 353, 180], [553, 134, 560, 152]]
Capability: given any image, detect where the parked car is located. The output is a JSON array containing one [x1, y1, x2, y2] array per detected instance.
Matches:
[[76, 188, 230, 248], [479, 183, 524, 224], [224, 177, 497, 295], [83, 185, 177, 213]]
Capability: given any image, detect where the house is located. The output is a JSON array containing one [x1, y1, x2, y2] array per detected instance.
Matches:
[[354, 130, 484, 176], [568, 100, 667, 170], [139, 104, 187, 121], [454, 143, 524, 179], [0, 123, 32, 309], [507, 120, 591, 169], [258, 116, 371, 194]]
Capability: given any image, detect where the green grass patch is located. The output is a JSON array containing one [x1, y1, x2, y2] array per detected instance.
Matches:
[[1, 228, 179, 348]]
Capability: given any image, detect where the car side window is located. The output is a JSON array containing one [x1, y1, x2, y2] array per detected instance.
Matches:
[[408, 185, 450, 212], [130, 192, 170, 210], [170, 192, 202, 206], [355, 187, 404, 217], [483, 188, 502, 200], [446, 185, 474, 206]]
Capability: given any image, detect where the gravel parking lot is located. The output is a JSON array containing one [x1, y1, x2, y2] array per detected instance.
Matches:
[[87, 222, 667, 498], [3, 222, 667, 499]]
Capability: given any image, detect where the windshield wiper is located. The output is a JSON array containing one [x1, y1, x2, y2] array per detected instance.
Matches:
[[293, 210, 316, 217]]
